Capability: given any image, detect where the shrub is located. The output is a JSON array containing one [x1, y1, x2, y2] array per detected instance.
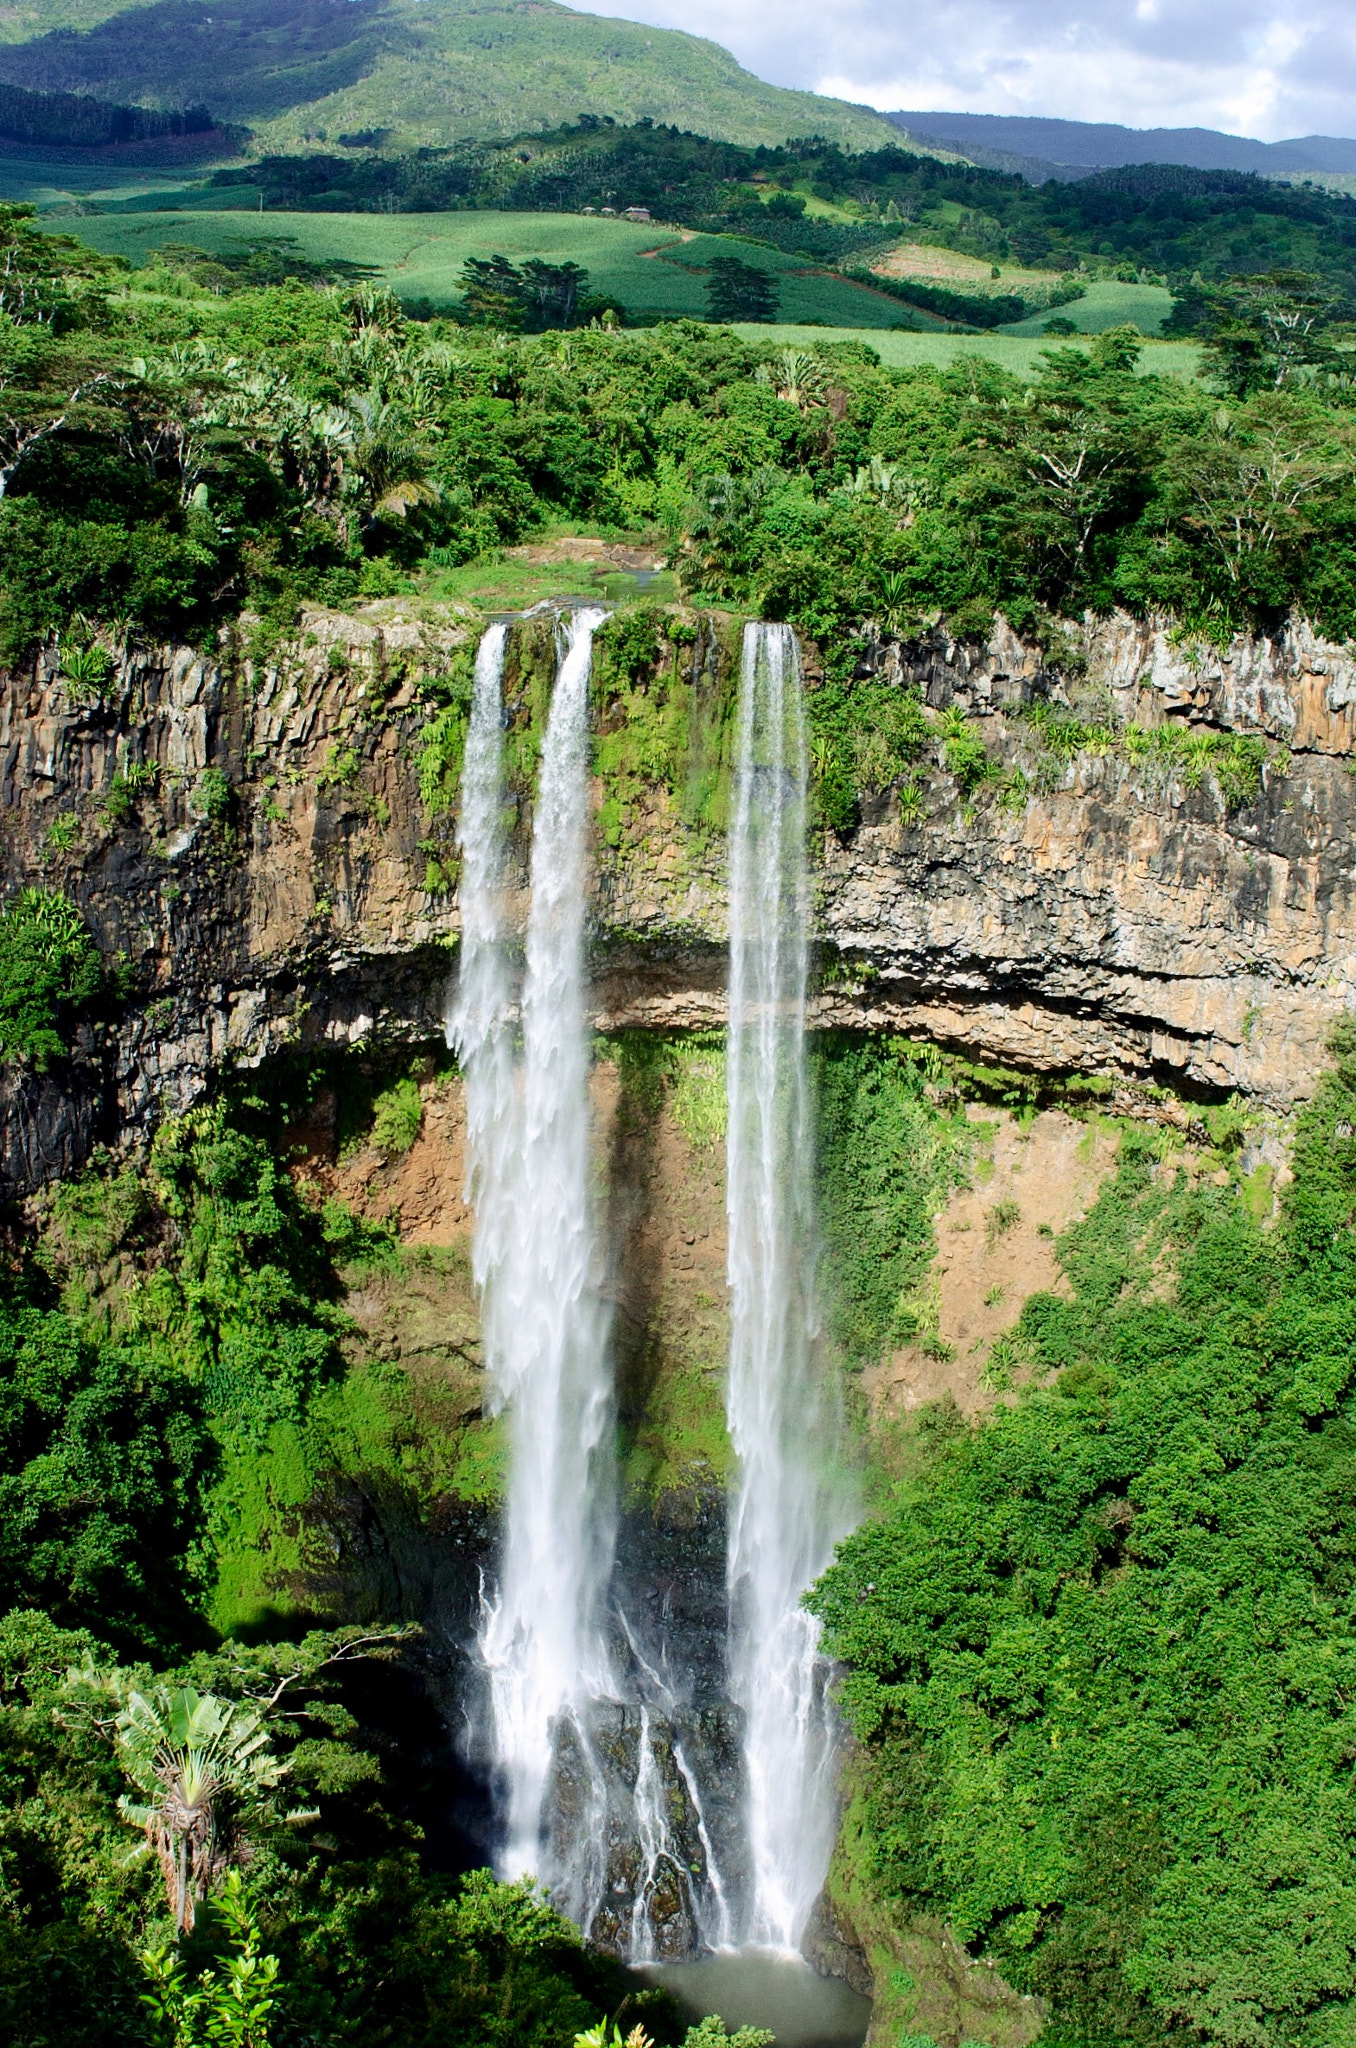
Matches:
[[0, 887, 101, 1067], [190, 768, 232, 822], [369, 1077, 423, 1157]]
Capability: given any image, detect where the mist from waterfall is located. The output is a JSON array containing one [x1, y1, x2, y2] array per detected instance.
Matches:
[[725, 620, 846, 1952], [450, 610, 618, 1891]]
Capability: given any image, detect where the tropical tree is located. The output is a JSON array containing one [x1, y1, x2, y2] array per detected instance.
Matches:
[[705, 256, 779, 324], [120, 347, 224, 506], [1198, 269, 1349, 395], [0, 203, 119, 329], [459, 255, 595, 331], [338, 388, 440, 528], [678, 467, 781, 595], [1163, 394, 1351, 601], [755, 346, 827, 410], [0, 327, 115, 498], [0, 886, 102, 1067], [112, 1684, 285, 1934]]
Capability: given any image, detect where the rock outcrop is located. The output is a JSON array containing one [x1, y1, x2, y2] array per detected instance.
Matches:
[[2, 600, 1353, 1191]]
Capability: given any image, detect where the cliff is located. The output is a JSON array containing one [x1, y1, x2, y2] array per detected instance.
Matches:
[[3, 599, 1354, 1194]]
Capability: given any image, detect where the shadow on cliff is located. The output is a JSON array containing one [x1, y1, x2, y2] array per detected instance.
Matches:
[[284, 1469, 500, 1873], [602, 1042, 672, 1449]]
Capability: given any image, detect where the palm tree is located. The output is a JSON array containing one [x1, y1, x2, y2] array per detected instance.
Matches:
[[342, 388, 440, 527], [114, 1687, 284, 1935], [756, 346, 827, 411]]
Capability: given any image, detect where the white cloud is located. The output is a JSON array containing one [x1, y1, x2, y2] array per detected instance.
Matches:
[[557, 0, 1356, 142]]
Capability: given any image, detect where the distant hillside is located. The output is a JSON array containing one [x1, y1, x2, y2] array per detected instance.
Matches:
[[0, 0, 902, 153], [97, 127, 1356, 328], [890, 109, 1356, 184]]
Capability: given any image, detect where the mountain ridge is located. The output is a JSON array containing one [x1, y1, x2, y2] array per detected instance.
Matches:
[[890, 108, 1356, 183], [0, 0, 902, 153]]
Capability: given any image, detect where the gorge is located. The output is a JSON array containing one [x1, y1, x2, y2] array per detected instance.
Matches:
[[11, 152, 1356, 2048], [4, 583, 1356, 2046]]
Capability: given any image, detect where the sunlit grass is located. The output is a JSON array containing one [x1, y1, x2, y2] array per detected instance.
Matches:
[[730, 321, 1203, 379]]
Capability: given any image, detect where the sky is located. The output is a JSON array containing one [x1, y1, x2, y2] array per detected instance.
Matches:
[[558, 0, 1356, 143]]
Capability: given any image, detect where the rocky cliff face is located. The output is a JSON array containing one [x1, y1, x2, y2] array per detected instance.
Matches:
[[815, 612, 1356, 1105], [597, 609, 1356, 1105], [3, 600, 1353, 1192]]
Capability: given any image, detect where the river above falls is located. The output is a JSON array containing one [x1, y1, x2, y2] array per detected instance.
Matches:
[[639, 1954, 871, 2048]]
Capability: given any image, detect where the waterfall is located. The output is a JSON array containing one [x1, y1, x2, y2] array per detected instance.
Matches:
[[447, 621, 519, 1403], [452, 611, 837, 1960], [452, 609, 619, 1887], [725, 620, 845, 1951]]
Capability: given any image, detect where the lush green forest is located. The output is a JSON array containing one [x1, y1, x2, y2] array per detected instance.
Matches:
[[0, 0, 897, 154], [1, 199, 1353, 675], [0, 76, 219, 147], [0, 1032, 784, 2046], [813, 1032, 1356, 2048]]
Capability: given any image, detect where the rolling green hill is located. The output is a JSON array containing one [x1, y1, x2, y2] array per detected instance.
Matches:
[[63, 206, 938, 325], [0, 0, 902, 153]]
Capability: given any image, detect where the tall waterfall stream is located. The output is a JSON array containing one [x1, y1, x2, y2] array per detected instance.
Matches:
[[448, 612, 848, 1976], [726, 622, 849, 1950]]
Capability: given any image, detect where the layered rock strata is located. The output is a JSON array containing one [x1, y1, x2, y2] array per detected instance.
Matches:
[[2, 601, 1354, 1192]]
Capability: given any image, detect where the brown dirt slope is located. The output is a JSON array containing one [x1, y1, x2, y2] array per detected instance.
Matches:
[[870, 1107, 1120, 1420]]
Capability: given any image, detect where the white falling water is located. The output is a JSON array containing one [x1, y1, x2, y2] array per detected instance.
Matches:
[[452, 609, 619, 1886], [446, 622, 518, 1390], [725, 620, 845, 1951], [675, 1739, 735, 1951]]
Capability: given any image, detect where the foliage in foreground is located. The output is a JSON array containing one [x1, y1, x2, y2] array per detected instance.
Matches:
[[813, 1027, 1356, 2048], [0, 1605, 673, 2048]]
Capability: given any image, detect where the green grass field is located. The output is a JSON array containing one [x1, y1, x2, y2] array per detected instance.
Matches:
[[64, 208, 938, 328], [732, 322, 1204, 380], [421, 552, 678, 613], [1004, 277, 1176, 335], [0, 147, 210, 207], [55, 210, 1198, 366]]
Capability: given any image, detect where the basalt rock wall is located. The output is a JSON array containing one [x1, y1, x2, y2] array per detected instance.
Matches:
[[2, 601, 1354, 1193]]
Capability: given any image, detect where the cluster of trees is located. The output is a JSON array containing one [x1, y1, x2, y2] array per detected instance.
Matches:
[[0, 1020, 755, 2044], [0, 79, 218, 150], [207, 119, 1356, 302], [457, 256, 623, 332]]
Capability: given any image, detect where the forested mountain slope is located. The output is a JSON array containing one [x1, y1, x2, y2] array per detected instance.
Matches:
[[0, 0, 900, 152]]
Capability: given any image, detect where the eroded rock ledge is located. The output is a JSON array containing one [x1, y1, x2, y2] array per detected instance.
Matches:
[[2, 601, 1353, 1192]]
